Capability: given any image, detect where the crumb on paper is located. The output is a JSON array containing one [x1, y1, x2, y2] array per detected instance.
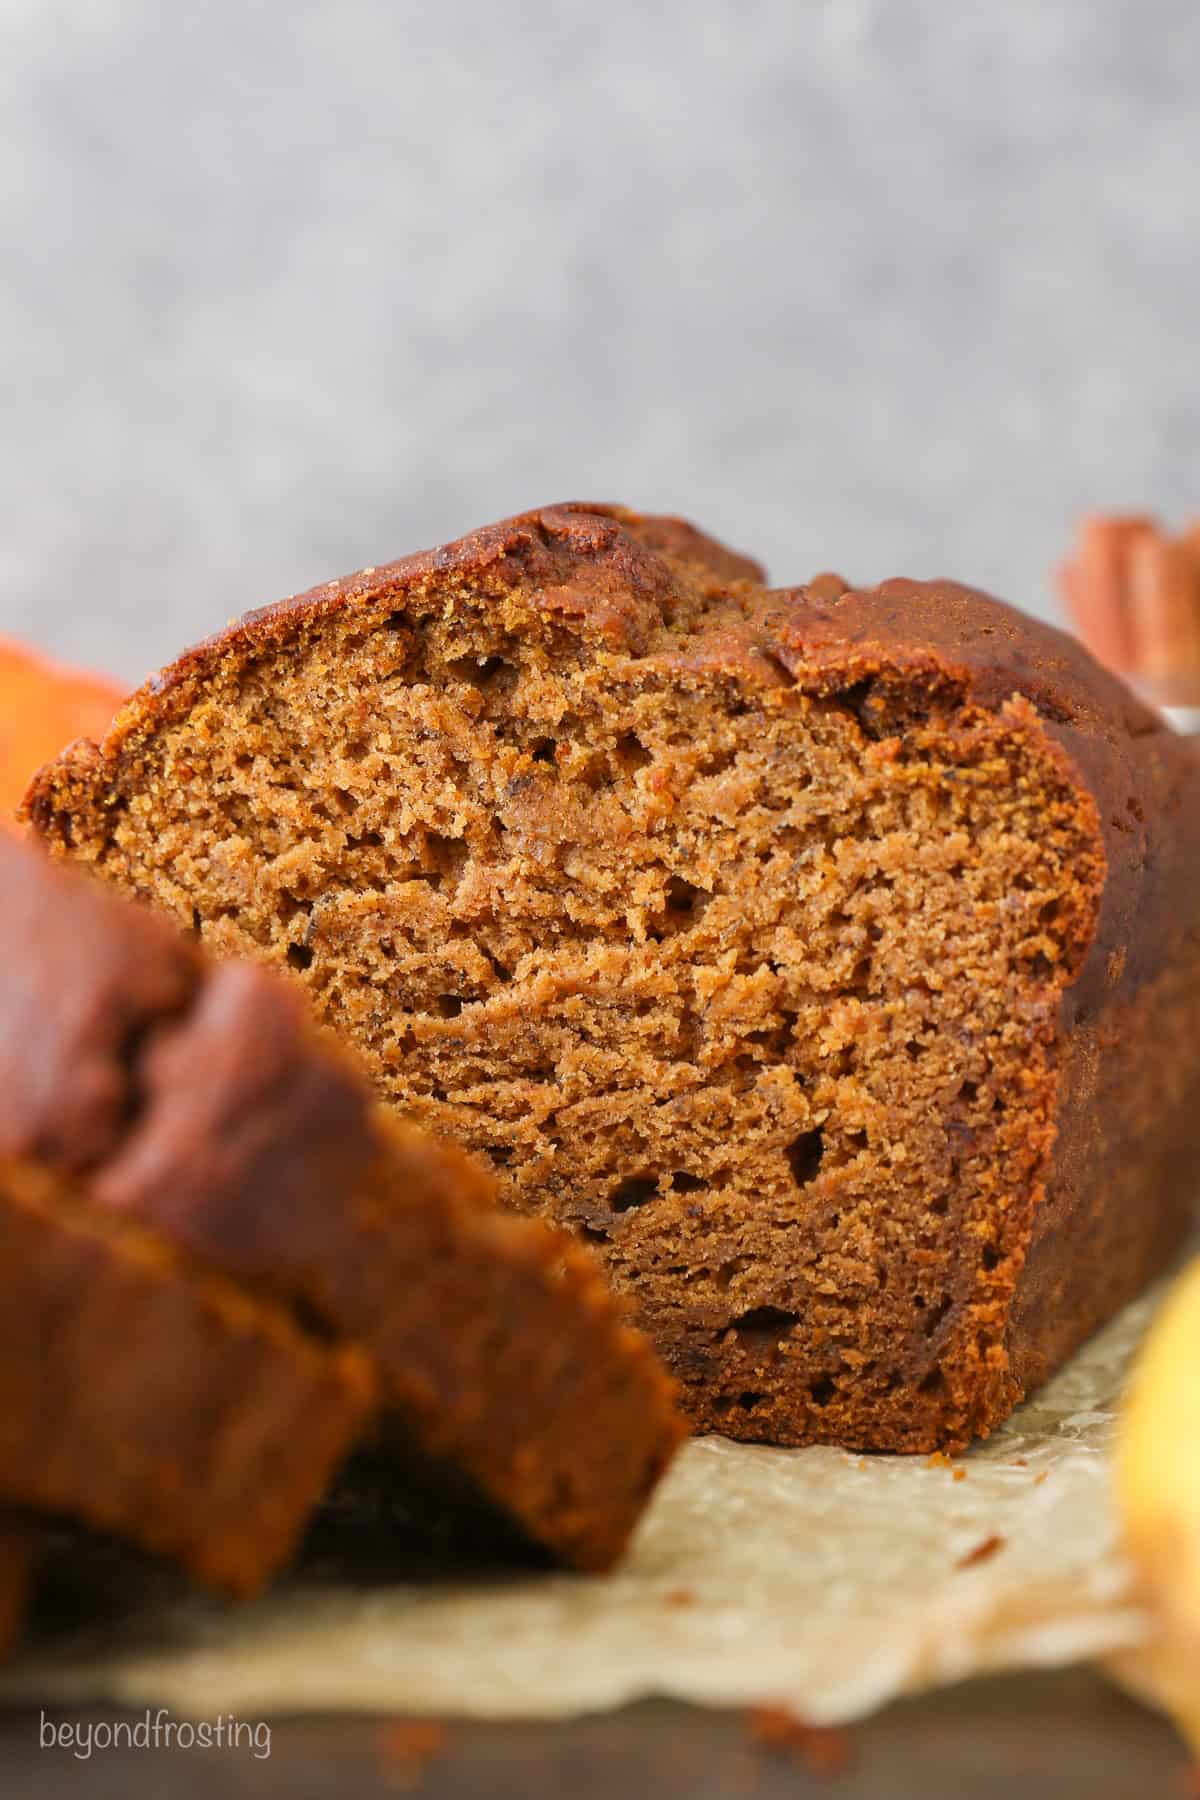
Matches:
[[376, 1720, 447, 1779], [747, 1706, 852, 1776], [1034, 1471, 1049, 1485], [925, 1451, 952, 1469], [957, 1534, 1006, 1570], [953, 1468, 967, 1482], [661, 1587, 695, 1608]]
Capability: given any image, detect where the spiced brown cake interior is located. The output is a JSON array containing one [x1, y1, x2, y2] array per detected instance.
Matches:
[[26, 503, 1200, 1453]]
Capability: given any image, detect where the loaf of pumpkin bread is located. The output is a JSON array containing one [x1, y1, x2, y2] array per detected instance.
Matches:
[[26, 504, 1200, 1453]]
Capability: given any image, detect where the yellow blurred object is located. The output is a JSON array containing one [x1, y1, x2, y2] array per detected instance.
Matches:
[[0, 639, 123, 828], [1117, 1256, 1200, 1754]]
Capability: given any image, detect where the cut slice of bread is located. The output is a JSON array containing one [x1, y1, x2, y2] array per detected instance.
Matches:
[[0, 1155, 375, 1597], [0, 834, 681, 1565], [26, 503, 1200, 1452]]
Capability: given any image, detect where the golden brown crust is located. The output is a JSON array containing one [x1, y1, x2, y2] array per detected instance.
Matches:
[[24, 504, 761, 811], [23, 505, 1200, 1453]]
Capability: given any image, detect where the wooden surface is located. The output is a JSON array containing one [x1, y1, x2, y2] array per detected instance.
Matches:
[[0, 1670, 1189, 1798]]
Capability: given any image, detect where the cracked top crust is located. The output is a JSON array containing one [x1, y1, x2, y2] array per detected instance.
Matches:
[[25, 501, 1193, 1027]]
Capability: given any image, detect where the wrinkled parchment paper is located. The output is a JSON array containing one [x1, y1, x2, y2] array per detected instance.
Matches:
[[0, 1281, 1174, 1724]]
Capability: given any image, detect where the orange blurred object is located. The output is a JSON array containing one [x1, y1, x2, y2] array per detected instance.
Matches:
[[0, 640, 123, 828], [1057, 515, 1200, 708]]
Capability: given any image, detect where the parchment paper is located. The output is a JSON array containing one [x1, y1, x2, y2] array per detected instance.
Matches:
[[0, 1282, 1172, 1724]]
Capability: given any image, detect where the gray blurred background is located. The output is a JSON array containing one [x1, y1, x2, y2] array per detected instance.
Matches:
[[2, 0, 1198, 682]]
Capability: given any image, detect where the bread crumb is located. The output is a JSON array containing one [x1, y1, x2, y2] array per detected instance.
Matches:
[[747, 1706, 852, 1775], [376, 1721, 447, 1781], [957, 1533, 1005, 1569], [662, 1586, 695, 1607]]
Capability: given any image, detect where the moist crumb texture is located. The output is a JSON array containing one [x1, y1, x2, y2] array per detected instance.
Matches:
[[27, 504, 1200, 1452]]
